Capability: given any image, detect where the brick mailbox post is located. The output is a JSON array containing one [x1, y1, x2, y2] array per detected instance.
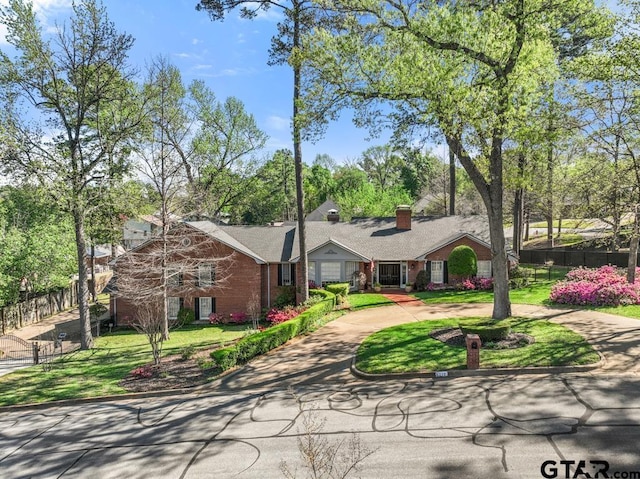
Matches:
[[465, 334, 481, 369]]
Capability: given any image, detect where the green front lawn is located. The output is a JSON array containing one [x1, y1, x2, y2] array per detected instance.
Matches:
[[0, 324, 246, 406], [413, 281, 555, 306], [356, 317, 599, 374], [347, 293, 394, 310]]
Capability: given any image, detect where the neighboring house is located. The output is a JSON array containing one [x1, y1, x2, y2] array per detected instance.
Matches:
[[306, 199, 341, 221], [111, 206, 501, 325], [122, 215, 163, 250]]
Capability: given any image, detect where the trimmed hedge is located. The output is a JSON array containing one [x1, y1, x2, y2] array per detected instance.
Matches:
[[325, 283, 350, 298], [459, 319, 511, 342], [448, 245, 478, 277], [211, 289, 336, 371]]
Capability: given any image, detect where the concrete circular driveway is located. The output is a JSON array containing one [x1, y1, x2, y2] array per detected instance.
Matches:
[[217, 298, 640, 393]]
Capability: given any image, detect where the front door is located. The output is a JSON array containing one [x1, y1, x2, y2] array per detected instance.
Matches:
[[379, 263, 400, 287]]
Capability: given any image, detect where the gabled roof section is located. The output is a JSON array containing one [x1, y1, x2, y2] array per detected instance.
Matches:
[[187, 221, 267, 264], [291, 238, 371, 263], [417, 233, 491, 259], [216, 222, 297, 263], [306, 199, 340, 221]]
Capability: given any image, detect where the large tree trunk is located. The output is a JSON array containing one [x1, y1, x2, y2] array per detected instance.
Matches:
[[293, 5, 308, 303], [628, 208, 639, 283], [73, 210, 93, 350], [449, 145, 456, 216], [512, 153, 526, 256], [447, 134, 512, 320]]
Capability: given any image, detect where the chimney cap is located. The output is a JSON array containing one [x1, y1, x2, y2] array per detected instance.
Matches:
[[396, 204, 411, 210], [327, 208, 338, 214]]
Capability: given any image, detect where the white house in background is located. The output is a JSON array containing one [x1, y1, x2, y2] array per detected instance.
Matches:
[[122, 215, 163, 250]]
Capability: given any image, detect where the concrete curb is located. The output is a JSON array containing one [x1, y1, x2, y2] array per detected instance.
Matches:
[[350, 351, 606, 381]]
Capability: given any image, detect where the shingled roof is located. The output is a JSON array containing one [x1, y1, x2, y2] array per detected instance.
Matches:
[[187, 214, 491, 264]]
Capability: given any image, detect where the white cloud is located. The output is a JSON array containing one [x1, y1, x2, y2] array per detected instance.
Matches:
[[173, 52, 193, 59], [251, 7, 283, 22], [266, 115, 290, 131], [193, 64, 212, 70], [0, 0, 71, 45], [192, 38, 201, 45]]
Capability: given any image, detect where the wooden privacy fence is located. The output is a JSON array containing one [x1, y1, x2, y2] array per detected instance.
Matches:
[[520, 249, 638, 268], [0, 285, 78, 335]]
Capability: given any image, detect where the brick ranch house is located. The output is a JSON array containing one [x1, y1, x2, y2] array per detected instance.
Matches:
[[110, 207, 499, 325]]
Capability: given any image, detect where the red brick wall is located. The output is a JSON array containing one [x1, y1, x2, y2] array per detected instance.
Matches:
[[426, 236, 492, 262], [425, 236, 492, 284], [113, 225, 262, 325]]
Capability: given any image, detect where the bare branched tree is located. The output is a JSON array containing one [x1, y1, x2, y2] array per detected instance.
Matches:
[[280, 391, 376, 479], [131, 301, 165, 366], [115, 224, 235, 341]]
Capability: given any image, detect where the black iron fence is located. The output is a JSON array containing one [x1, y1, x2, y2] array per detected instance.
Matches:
[[520, 249, 636, 268], [0, 335, 56, 365]]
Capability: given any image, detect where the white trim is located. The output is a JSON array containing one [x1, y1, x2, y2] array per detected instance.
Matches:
[[417, 233, 491, 260], [431, 261, 444, 284]]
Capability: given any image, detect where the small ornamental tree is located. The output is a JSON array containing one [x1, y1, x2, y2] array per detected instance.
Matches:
[[448, 246, 478, 279]]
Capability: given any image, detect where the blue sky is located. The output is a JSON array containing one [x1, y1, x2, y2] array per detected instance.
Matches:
[[0, 0, 387, 165]]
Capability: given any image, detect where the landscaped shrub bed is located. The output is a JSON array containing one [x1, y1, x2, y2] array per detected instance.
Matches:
[[211, 289, 336, 371], [550, 265, 640, 306], [459, 318, 511, 341]]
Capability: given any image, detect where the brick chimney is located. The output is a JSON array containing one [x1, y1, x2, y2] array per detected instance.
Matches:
[[396, 205, 412, 230], [327, 208, 340, 222]]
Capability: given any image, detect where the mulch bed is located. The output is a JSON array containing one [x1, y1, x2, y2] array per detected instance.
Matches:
[[119, 352, 221, 392], [430, 327, 535, 349]]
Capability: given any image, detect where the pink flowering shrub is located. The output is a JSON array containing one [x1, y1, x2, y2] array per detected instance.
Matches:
[[460, 277, 494, 291], [208, 312, 223, 324], [266, 306, 304, 325], [228, 312, 248, 324], [550, 266, 640, 306], [131, 365, 154, 379]]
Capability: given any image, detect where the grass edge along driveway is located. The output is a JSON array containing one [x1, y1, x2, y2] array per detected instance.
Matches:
[[355, 317, 600, 374]]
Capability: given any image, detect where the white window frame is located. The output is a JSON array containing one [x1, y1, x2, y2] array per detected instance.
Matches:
[[167, 268, 182, 287], [477, 260, 492, 278], [198, 264, 215, 287], [308, 261, 316, 282], [431, 261, 444, 284], [168, 297, 180, 320], [320, 262, 341, 284], [279, 263, 294, 286], [345, 261, 359, 288], [199, 297, 213, 320]]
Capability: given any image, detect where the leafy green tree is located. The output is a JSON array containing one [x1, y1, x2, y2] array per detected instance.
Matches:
[[335, 183, 411, 220], [0, 0, 142, 348], [448, 245, 477, 279], [305, 160, 336, 211], [0, 186, 76, 307], [358, 145, 403, 190], [187, 82, 267, 219], [303, 0, 608, 319], [242, 149, 297, 224]]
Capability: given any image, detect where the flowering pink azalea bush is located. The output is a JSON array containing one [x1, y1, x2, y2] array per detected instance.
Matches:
[[460, 277, 494, 291], [550, 266, 640, 306], [266, 306, 302, 325], [208, 312, 223, 324], [228, 312, 248, 324]]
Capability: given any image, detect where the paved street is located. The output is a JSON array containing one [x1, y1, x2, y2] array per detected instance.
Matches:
[[2, 301, 640, 478]]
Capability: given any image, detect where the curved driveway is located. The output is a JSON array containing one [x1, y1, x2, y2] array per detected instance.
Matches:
[[218, 297, 640, 393], [3, 299, 640, 478]]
